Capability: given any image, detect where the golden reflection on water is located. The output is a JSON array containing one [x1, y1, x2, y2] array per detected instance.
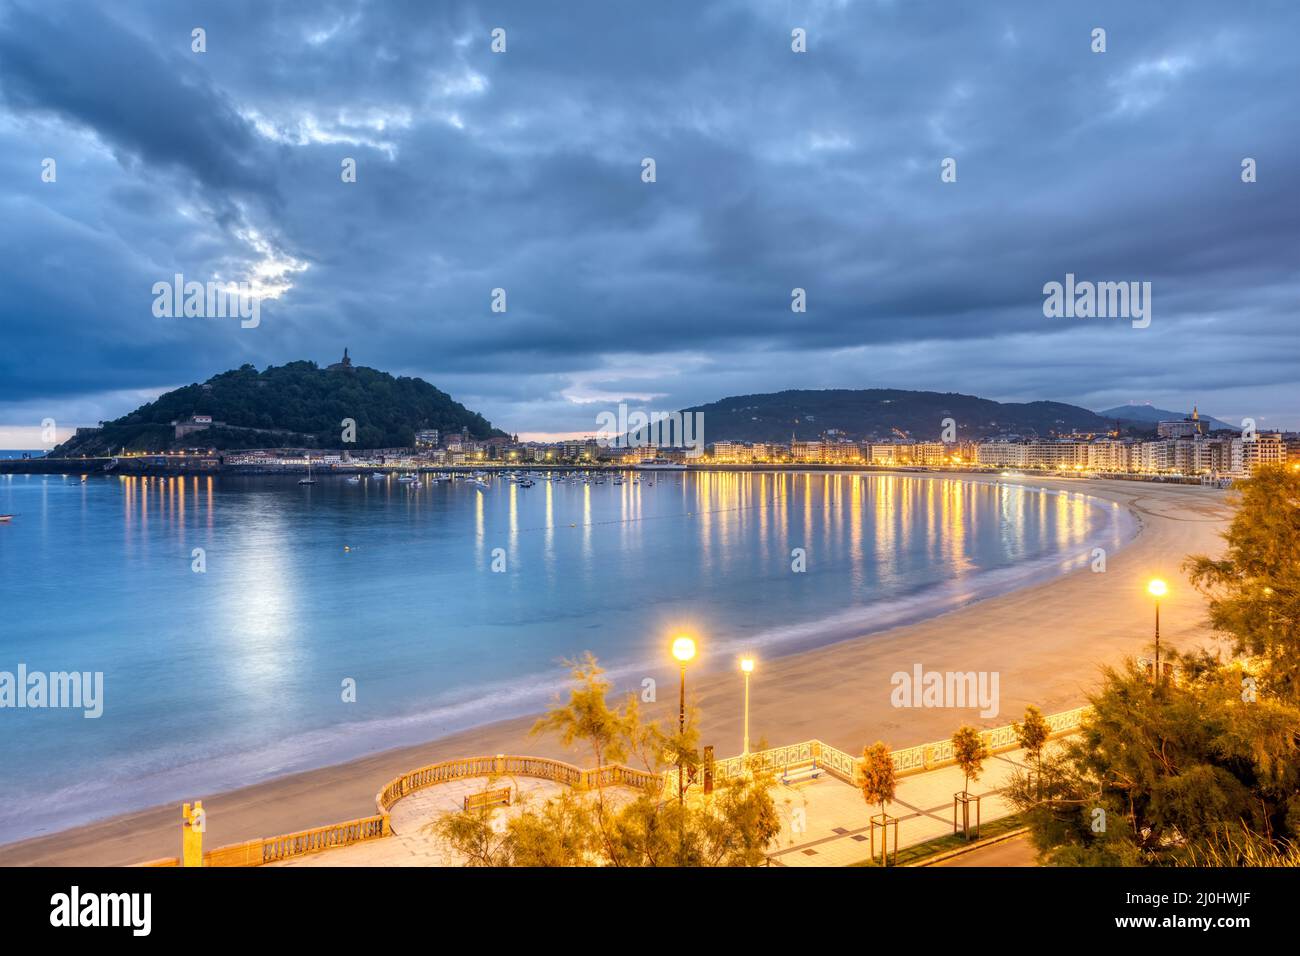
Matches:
[[945, 478, 971, 575], [698, 471, 712, 570], [544, 479, 555, 578], [117, 474, 225, 559], [849, 474, 863, 587], [101, 471, 1095, 606]]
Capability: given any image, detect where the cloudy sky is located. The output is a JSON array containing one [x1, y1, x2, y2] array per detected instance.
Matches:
[[1, 0, 1297, 445]]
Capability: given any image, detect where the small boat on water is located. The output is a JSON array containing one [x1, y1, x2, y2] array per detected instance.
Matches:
[[372, 472, 387, 480], [298, 462, 316, 485], [345, 475, 362, 484], [0, 514, 14, 522], [465, 478, 489, 491], [397, 473, 420, 484]]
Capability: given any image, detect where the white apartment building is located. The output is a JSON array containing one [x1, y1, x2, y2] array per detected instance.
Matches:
[[710, 441, 755, 462], [1022, 441, 1089, 470], [910, 442, 949, 466], [869, 443, 903, 465], [975, 441, 1086, 469], [974, 442, 1027, 468], [1242, 433, 1286, 472], [1087, 439, 1133, 472]]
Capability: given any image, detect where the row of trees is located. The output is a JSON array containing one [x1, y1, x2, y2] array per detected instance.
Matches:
[[857, 712, 1048, 863]]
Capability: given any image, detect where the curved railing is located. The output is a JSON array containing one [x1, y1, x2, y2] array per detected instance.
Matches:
[[374, 753, 662, 818], [376, 755, 504, 812], [160, 706, 1094, 866], [849, 706, 1089, 783], [260, 815, 387, 864], [676, 706, 1092, 792], [199, 814, 388, 867]]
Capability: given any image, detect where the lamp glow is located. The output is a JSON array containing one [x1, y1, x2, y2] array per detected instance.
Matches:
[[1147, 579, 1167, 598], [740, 657, 754, 673], [672, 636, 696, 663]]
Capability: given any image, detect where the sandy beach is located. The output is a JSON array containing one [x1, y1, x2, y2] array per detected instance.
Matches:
[[0, 475, 1233, 866]]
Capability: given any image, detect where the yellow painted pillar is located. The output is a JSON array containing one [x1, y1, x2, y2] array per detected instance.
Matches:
[[182, 801, 205, 867]]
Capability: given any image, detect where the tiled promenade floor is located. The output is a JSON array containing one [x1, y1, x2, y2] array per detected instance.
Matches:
[[268, 776, 641, 867], [270, 745, 1051, 867], [768, 745, 1046, 866]]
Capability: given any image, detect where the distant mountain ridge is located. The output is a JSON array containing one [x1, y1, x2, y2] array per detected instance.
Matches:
[[1095, 404, 1237, 432], [51, 357, 506, 456], [680, 389, 1137, 443]]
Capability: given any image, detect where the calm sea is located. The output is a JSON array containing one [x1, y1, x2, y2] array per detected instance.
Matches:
[[0, 470, 1133, 842]]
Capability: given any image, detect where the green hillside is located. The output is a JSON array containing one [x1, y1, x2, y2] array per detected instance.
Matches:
[[682, 389, 1145, 442], [52, 359, 506, 455]]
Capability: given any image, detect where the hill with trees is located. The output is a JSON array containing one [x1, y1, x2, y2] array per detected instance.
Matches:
[[51, 359, 506, 455], [1096, 403, 1237, 432], [680, 389, 1142, 443]]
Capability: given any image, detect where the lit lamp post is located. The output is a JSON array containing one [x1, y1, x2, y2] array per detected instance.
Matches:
[[1147, 579, 1167, 686], [671, 635, 696, 806], [740, 657, 755, 758]]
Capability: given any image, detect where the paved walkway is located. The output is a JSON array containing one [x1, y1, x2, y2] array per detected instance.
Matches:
[[768, 744, 1048, 866], [270, 745, 1051, 867], [934, 832, 1036, 867], [268, 776, 641, 867]]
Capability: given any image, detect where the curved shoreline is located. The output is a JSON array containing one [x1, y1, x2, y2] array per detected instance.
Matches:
[[0, 476, 1231, 865], [1, 474, 1127, 838]]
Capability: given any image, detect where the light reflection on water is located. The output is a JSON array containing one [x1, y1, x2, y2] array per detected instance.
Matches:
[[0, 470, 1132, 840]]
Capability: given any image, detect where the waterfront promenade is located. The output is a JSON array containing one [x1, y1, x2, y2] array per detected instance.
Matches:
[[261, 740, 1046, 867]]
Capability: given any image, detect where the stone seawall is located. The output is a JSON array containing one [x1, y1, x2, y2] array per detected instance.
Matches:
[[0, 458, 219, 476]]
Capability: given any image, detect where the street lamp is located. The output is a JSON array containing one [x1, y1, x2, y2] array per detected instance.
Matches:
[[1147, 579, 1167, 686], [740, 657, 755, 757], [671, 635, 696, 805]]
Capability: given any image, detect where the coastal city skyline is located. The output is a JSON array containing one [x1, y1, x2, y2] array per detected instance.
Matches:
[[9, 347, 1296, 481], [2, 0, 1300, 444], [1, 346, 1296, 450]]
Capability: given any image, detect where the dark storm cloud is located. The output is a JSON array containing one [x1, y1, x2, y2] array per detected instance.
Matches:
[[1, 0, 1297, 436], [0, 2, 274, 197]]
